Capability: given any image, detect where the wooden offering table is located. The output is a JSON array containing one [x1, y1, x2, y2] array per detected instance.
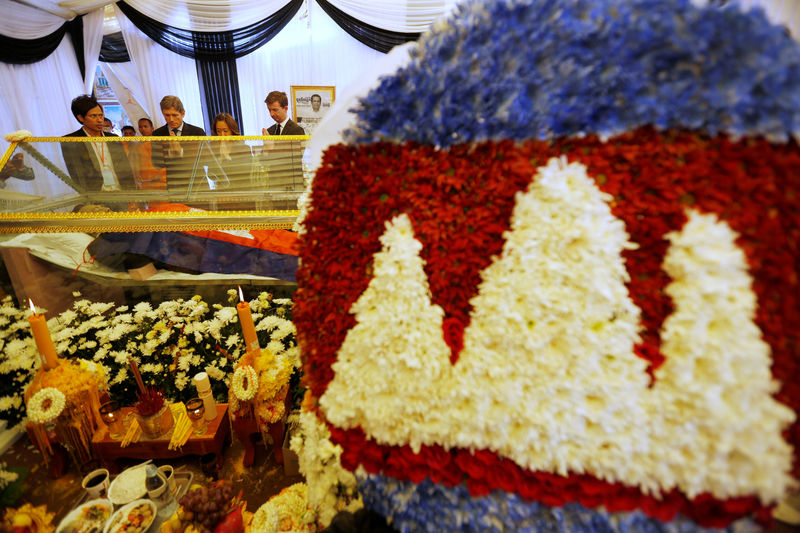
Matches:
[[92, 403, 230, 473]]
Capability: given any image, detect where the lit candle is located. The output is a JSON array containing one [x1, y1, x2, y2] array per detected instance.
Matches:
[[236, 286, 260, 354], [27, 299, 59, 370]]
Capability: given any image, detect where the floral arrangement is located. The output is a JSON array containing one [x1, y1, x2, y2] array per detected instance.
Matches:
[[296, 0, 800, 530], [0, 291, 299, 426], [251, 483, 314, 533], [0, 297, 40, 428], [25, 388, 65, 424], [290, 408, 362, 527]]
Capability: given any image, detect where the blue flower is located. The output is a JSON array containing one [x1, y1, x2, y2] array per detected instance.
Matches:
[[348, 0, 800, 147], [355, 473, 755, 532]]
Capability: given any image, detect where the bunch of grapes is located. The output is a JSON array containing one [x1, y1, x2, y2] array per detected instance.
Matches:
[[178, 484, 235, 532]]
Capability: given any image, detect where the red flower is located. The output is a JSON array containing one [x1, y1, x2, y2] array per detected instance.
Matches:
[[486, 460, 523, 493], [466, 477, 492, 497], [454, 449, 487, 480], [442, 317, 465, 363]]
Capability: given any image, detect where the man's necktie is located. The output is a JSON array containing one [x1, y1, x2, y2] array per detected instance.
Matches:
[[171, 128, 179, 135], [275, 124, 281, 136]]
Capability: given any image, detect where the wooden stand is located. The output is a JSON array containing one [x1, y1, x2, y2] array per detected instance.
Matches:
[[231, 414, 284, 467], [91, 404, 230, 473], [25, 423, 69, 478]]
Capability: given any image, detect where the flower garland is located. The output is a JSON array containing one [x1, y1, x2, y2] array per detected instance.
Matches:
[[251, 483, 314, 533], [232, 365, 258, 401], [26, 388, 65, 424], [297, 127, 800, 527], [290, 409, 363, 527]]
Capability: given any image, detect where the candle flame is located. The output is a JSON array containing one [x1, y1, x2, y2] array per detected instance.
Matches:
[[28, 298, 36, 314], [238, 285, 244, 302]]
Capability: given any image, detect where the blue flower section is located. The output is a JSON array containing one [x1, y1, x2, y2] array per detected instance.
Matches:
[[355, 474, 760, 533], [348, 0, 800, 147]]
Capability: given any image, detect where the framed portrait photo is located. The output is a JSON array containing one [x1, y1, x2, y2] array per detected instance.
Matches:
[[291, 85, 335, 136]]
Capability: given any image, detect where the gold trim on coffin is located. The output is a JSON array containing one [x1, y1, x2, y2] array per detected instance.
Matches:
[[0, 210, 300, 233]]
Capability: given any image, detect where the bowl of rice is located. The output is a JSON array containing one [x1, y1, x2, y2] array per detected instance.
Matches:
[[107, 465, 147, 506]]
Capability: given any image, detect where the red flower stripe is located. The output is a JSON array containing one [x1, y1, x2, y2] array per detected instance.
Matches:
[[296, 127, 800, 526]]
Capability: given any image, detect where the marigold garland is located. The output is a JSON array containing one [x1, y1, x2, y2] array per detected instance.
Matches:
[[26, 387, 65, 424]]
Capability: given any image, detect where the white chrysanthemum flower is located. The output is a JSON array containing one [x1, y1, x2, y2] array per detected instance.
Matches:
[[266, 340, 285, 355], [651, 210, 795, 502], [257, 315, 282, 332], [205, 365, 225, 381], [225, 333, 240, 348], [112, 367, 128, 385], [175, 373, 189, 391]]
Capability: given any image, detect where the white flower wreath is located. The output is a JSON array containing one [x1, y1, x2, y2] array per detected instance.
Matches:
[[232, 365, 258, 401], [27, 387, 66, 424]]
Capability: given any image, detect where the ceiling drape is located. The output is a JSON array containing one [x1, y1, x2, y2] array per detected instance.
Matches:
[[116, 0, 303, 61]]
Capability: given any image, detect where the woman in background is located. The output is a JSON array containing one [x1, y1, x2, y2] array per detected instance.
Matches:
[[207, 113, 253, 191]]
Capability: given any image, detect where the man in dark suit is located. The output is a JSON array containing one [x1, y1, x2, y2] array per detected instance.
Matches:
[[262, 91, 305, 136], [258, 91, 305, 208], [61, 94, 135, 192], [150, 95, 206, 191]]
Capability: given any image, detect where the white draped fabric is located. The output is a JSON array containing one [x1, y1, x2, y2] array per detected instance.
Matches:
[[328, 0, 457, 32], [100, 61, 152, 127], [118, 0, 457, 32], [121, 0, 291, 31], [0, 0, 64, 38], [236, 1, 383, 136], [81, 8, 105, 93], [0, 37, 83, 197], [114, 5, 206, 133]]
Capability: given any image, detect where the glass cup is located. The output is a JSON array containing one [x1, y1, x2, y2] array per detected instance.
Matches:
[[99, 401, 124, 440], [186, 398, 207, 435]]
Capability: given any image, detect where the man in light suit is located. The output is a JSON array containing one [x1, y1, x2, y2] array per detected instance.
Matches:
[[151, 95, 206, 191], [61, 94, 134, 193], [262, 91, 305, 136]]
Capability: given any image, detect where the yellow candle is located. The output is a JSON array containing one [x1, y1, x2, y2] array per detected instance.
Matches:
[[236, 286, 260, 354], [28, 299, 59, 370]]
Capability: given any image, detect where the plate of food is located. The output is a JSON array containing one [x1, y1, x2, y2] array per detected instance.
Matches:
[[56, 499, 113, 533], [107, 465, 147, 506], [103, 499, 156, 533]]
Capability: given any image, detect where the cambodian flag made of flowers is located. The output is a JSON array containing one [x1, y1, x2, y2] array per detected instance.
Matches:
[[294, 0, 800, 530]]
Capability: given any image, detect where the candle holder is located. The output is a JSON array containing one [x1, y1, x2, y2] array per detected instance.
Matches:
[[186, 398, 207, 435], [99, 401, 124, 440]]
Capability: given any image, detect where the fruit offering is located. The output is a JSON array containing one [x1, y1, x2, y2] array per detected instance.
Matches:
[[162, 482, 248, 533]]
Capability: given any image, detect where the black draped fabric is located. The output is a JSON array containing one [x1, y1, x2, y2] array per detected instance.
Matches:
[[195, 32, 244, 132], [315, 0, 420, 53], [99, 32, 131, 63], [116, 0, 303, 61], [66, 17, 85, 79], [0, 15, 85, 79]]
